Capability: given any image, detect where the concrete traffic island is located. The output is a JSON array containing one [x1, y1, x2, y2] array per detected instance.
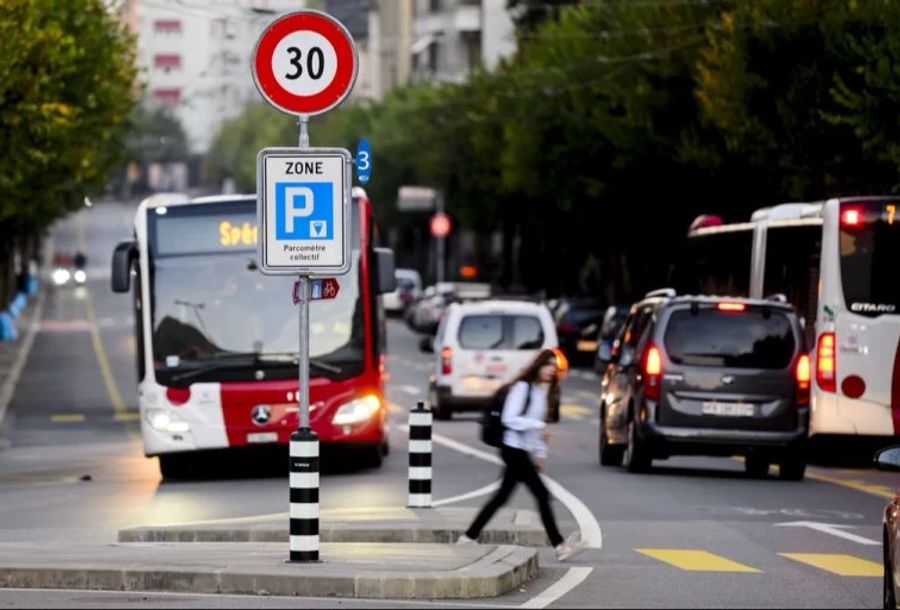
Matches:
[[118, 506, 550, 547], [0, 541, 538, 599]]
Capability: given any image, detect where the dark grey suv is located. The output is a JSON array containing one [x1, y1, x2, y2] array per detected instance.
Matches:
[[599, 290, 810, 480]]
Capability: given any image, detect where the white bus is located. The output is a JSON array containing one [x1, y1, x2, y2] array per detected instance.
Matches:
[[689, 197, 899, 442]]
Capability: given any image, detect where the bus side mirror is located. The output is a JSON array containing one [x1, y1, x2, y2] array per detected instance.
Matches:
[[876, 446, 900, 472], [111, 241, 136, 293], [374, 247, 397, 295]]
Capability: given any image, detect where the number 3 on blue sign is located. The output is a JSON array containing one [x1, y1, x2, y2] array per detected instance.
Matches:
[[356, 138, 371, 185]]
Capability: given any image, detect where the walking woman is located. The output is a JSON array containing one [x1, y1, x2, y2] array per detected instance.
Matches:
[[458, 349, 587, 561]]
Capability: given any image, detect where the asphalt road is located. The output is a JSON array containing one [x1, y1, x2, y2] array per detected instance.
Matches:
[[0, 200, 896, 608]]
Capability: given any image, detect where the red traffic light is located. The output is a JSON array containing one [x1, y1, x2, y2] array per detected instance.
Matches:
[[430, 213, 451, 238]]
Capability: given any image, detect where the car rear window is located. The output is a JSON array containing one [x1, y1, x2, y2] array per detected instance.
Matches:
[[664, 308, 796, 369], [458, 315, 545, 350], [560, 308, 605, 326]]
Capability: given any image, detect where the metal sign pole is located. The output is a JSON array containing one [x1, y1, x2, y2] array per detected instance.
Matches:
[[298, 114, 311, 430], [288, 114, 319, 563]]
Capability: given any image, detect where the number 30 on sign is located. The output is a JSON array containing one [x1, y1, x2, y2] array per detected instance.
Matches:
[[252, 11, 358, 117]]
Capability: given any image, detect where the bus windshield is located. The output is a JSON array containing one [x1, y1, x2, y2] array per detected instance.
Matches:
[[839, 201, 900, 317], [148, 202, 364, 384]]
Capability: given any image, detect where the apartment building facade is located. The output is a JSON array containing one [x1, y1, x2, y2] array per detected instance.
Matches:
[[122, 0, 300, 154]]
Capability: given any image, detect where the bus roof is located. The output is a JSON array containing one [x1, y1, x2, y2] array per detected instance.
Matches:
[[689, 201, 825, 237], [751, 202, 824, 222]]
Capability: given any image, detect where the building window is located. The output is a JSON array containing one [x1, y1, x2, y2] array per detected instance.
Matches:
[[463, 32, 481, 70], [154, 19, 181, 35], [429, 0, 442, 12], [428, 41, 439, 74], [153, 88, 181, 105], [154, 54, 181, 71]]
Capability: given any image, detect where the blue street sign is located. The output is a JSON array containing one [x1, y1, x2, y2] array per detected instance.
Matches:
[[275, 181, 334, 240], [356, 138, 371, 184]]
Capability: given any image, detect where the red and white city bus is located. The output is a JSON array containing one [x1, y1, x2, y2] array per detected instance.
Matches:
[[112, 189, 396, 478], [688, 197, 900, 444]]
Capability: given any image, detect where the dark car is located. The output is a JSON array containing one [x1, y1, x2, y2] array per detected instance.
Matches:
[[599, 290, 810, 479], [878, 446, 900, 609], [594, 306, 629, 372], [554, 299, 606, 366]]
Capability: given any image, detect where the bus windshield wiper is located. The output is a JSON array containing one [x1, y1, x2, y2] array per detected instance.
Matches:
[[168, 353, 260, 383], [168, 352, 342, 383], [254, 352, 343, 375]]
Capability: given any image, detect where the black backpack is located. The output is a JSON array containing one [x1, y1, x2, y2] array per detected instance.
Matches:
[[481, 382, 531, 448]]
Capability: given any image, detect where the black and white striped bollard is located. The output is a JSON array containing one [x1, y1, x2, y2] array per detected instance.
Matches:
[[289, 427, 319, 562], [408, 401, 433, 508]]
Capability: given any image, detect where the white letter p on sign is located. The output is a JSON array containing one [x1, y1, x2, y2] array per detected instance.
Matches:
[[284, 186, 315, 233]]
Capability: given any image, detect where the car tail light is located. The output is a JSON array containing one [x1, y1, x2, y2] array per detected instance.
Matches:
[[440, 347, 452, 375], [717, 302, 746, 312], [642, 343, 662, 401], [552, 348, 569, 379], [557, 323, 577, 335], [816, 332, 836, 392], [796, 353, 810, 406]]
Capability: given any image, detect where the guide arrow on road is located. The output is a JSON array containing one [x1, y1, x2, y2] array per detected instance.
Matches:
[[774, 521, 880, 546]]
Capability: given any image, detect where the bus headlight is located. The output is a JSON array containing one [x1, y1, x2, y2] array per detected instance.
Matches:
[[52, 268, 71, 286], [146, 409, 191, 434], [332, 395, 381, 426]]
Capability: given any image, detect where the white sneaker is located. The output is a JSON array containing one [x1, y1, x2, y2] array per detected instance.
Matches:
[[456, 534, 477, 546], [555, 533, 587, 561]]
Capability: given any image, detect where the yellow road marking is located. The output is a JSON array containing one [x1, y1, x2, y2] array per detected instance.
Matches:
[[77, 213, 127, 415], [805, 470, 896, 500], [388, 402, 404, 415], [84, 291, 127, 414], [637, 549, 761, 573], [113, 411, 141, 422], [780, 553, 882, 577], [732, 455, 895, 500], [560, 404, 591, 420], [51, 414, 86, 423], [77, 211, 140, 444]]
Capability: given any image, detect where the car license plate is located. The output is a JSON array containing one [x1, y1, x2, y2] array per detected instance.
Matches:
[[577, 340, 599, 352], [463, 376, 501, 392], [247, 432, 279, 444], [701, 402, 755, 417]]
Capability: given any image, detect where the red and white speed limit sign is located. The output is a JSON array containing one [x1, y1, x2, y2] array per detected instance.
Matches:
[[252, 11, 358, 116]]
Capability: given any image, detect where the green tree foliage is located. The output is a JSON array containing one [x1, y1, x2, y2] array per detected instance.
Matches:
[[207, 103, 295, 191], [122, 105, 190, 165], [211, 0, 900, 298], [0, 0, 137, 233], [696, 0, 900, 200]]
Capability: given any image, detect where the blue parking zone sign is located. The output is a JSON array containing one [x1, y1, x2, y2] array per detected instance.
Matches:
[[275, 181, 334, 240]]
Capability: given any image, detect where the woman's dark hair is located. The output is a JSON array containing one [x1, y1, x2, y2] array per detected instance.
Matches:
[[514, 349, 560, 391]]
